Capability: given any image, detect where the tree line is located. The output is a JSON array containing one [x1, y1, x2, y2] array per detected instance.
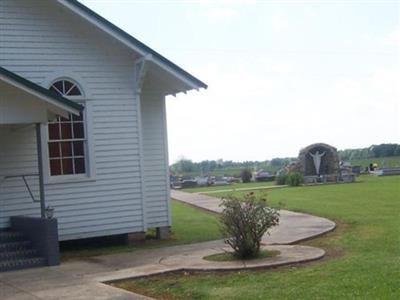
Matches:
[[338, 143, 400, 161], [171, 144, 400, 176], [170, 157, 295, 175]]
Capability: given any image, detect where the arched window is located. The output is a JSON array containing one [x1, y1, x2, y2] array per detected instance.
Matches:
[[50, 79, 83, 97], [48, 79, 86, 176]]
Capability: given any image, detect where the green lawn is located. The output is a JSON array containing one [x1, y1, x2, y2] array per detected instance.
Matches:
[[115, 175, 400, 300], [183, 181, 276, 193], [60, 201, 221, 261]]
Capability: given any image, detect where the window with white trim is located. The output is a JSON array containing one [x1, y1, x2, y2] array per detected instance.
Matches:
[[48, 79, 86, 176]]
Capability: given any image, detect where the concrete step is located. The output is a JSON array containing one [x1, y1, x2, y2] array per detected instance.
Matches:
[[0, 229, 47, 272], [0, 231, 26, 243], [0, 257, 46, 272], [0, 241, 32, 252], [0, 249, 39, 262]]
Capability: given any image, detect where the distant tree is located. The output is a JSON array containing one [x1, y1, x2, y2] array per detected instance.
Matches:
[[241, 169, 253, 183], [209, 160, 217, 171], [395, 145, 400, 156], [371, 144, 399, 158], [171, 158, 197, 174], [270, 158, 284, 166], [199, 160, 210, 174]]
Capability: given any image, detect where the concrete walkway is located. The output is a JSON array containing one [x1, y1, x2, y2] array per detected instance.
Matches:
[[203, 184, 287, 194], [0, 241, 324, 300], [172, 190, 336, 244], [0, 191, 336, 300]]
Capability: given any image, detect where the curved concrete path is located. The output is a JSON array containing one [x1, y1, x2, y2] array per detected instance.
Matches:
[[0, 191, 336, 300], [91, 245, 325, 283], [172, 190, 336, 244]]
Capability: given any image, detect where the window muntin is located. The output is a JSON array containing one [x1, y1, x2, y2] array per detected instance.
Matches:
[[48, 79, 86, 176]]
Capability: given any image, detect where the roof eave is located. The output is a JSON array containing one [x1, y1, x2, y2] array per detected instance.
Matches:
[[0, 67, 83, 116], [57, 0, 207, 91]]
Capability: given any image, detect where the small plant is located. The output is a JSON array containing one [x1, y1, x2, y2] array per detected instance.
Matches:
[[276, 174, 288, 185], [219, 192, 279, 259], [276, 172, 303, 186], [240, 169, 253, 183], [286, 172, 303, 186]]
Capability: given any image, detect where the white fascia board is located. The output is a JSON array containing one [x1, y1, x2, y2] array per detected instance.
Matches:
[[148, 58, 200, 92], [0, 75, 81, 116]]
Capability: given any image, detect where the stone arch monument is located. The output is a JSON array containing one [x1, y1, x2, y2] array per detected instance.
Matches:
[[298, 143, 340, 182]]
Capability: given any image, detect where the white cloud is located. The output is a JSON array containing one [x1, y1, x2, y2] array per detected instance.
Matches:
[[304, 6, 318, 18], [197, 0, 257, 5], [384, 27, 400, 48], [205, 8, 239, 20], [271, 13, 289, 33]]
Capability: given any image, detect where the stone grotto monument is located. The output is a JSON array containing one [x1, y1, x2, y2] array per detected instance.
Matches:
[[293, 143, 355, 184]]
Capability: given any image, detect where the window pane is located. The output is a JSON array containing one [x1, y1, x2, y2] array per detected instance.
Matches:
[[74, 158, 86, 174], [61, 123, 72, 139], [48, 143, 60, 158], [50, 160, 62, 176], [49, 86, 60, 95], [52, 81, 64, 95], [72, 112, 83, 122], [68, 86, 82, 96], [73, 123, 84, 139], [48, 123, 60, 140], [64, 81, 74, 94], [61, 142, 72, 157], [62, 159, 73, 174], [73, 141, 84, 156]]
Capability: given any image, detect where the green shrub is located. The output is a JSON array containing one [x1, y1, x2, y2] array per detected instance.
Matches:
[[286, 172, 303, 186], [219, 193, 279, 259], [240, 169, 253, 183], [276, 172, 303, 186], [276, 174, 288, 185]]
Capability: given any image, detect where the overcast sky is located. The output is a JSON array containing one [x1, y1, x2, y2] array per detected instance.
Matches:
[[81, 0, 399, 163]]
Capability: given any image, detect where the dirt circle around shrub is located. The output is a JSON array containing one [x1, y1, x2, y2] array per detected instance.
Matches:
[[203, 249, 281, 262]]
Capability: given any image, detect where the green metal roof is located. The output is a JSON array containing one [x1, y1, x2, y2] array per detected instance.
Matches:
[[0, 66, 83, 112], [64, 0, 207, 90]]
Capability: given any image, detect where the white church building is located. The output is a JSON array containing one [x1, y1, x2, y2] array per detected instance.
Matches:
[[0, 0, 206, 270]]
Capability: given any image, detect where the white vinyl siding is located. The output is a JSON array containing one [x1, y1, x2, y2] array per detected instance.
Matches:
[[0, 0, 156, 240], [0, 126, 40, 228], [141, 93, 171, 228]]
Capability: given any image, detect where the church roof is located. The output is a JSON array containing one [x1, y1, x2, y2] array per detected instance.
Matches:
[[58, 0, 207, 91]]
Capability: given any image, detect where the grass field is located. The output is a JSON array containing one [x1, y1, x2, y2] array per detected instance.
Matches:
[[115, 175, 400, 300], [183, 181, 276, 193], [60, 201, 221, 261]]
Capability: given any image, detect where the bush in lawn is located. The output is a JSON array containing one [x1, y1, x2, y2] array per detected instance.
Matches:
[[240, 169, 253, 183], [286, 172, 303, 186], [219, 192, 279, 259], [276, 174, 287, 185]]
